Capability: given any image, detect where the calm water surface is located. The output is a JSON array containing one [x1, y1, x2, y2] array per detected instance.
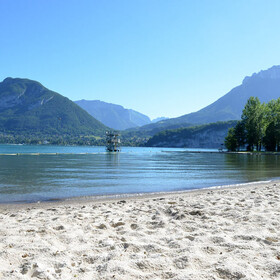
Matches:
[[0, 144, 280, 203]]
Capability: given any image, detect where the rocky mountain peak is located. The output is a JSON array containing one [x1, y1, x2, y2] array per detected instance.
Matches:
[[242, 65, 280, 84]]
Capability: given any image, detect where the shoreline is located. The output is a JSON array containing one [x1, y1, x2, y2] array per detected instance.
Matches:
[[2, 149, 280, 156], [0, 179, 275, 209], [1, 180, 280, 279]]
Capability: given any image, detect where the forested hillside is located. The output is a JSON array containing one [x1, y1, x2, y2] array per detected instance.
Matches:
[[146, 121, 237, 148], [0, 78, 107, 144]]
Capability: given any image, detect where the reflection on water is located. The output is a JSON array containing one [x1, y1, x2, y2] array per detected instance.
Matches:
[[0, 145, 280, 203], [224, 153, 280, 181]]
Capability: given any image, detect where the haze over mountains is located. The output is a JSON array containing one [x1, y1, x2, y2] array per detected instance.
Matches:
[[75, 100, 170, 130], [75, 100, 151, 130]]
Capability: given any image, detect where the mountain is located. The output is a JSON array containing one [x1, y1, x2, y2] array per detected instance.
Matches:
[[152, 117, 169, 123], [126, 65, 280, 136], [0, 78, 107, 137], [123, 118, 193, 139], [174, 65, 280, 124], [146, 121, 237, 148], [75, 99, 151, 130]]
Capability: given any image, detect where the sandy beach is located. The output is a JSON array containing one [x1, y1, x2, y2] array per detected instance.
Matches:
[[0, 181, 280, 280]]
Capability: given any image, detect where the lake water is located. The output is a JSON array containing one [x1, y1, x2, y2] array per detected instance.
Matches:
[[0, 144, 280, 203]]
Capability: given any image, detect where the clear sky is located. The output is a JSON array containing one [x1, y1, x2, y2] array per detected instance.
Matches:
[[1, 0, 280, 119]]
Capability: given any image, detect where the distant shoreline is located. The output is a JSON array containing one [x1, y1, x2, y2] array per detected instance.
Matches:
[[1, 149, 280, 156]]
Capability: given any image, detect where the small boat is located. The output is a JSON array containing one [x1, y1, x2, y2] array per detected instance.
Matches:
[[106, 131, 121, 152]]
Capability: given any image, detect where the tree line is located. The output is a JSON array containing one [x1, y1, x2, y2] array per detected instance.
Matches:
[[0, 132, 147, 147], [225, 97, 280, 152]]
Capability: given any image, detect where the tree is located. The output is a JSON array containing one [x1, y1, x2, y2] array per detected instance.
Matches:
[[263, 98, 280, 151], [263, 122, 276, 151], [234, 120, 246, 150], [241, 97, 266, 151], [225, 127, 238, 151], [225, 97, 280, 152]]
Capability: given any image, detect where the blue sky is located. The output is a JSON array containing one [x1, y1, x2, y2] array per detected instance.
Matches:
[[1, 0, 280, 119]]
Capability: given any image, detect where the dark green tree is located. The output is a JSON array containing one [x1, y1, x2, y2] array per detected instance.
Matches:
[[241, 97, 266, 151], [263, 122, 276, 151], [263, 98, 280, 151], [225, 127, 238, 151], [234, 120, 246, 150]]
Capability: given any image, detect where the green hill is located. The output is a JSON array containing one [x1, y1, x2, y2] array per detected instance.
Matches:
[[123, 119, 193, 138], [0, 78, 107, 142], [146, 121, 237, 148]]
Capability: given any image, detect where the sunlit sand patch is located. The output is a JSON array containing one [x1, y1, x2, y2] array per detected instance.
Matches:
[[0, 181, 280, 279]]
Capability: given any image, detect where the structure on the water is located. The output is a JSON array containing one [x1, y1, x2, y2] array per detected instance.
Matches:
[[106, 131, 121, 152]]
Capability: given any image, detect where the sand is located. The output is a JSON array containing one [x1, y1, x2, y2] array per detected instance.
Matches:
[[0, 181, 280, 280]]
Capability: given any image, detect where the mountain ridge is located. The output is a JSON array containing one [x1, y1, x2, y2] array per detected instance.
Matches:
[[176, 65, 280, 123], [75, 99, 151, 130], [126, 65, 280, 136], [0, 78, 107, 137]]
